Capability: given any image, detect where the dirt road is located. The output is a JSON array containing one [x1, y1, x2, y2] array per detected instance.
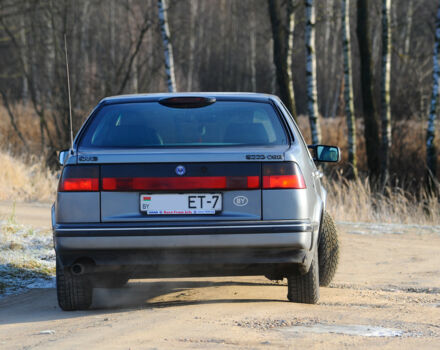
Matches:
[[0, 203, 439, 349]]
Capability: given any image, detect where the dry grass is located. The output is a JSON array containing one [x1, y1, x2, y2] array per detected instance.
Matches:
[[297, 116, 440, 182], [324, 175, 440, 224], [0, 104, 43, 154], [0, 151, 57, 203]]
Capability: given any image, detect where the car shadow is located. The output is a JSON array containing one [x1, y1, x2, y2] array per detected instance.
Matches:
[[0, 279, 286, 325], [92, 279, 285, 310]]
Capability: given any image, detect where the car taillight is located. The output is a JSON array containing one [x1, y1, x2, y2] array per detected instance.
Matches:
[[262, 162, 306, 189], [58, 166, 99, 192], [101, 176, 260, 191]]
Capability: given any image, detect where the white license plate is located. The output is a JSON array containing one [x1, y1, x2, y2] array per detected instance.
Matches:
[[140, 193, 222, 215]]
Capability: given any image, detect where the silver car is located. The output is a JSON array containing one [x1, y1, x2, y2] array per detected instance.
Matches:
[[53, 93, 340, 310]]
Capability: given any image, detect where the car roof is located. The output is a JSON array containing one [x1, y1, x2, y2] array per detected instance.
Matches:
[[99, 92, 279, 105]]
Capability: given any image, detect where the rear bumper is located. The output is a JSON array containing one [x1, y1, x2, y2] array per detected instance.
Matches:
[[54, 220, 314, 250], [54, 220, 317, 277]]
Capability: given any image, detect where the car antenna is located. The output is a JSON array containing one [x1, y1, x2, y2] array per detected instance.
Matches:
[[64, 34, 74, 151]]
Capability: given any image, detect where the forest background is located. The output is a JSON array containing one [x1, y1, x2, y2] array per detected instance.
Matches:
[[0, 0, 439, 223]]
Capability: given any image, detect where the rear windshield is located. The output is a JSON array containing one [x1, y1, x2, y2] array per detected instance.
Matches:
[[78, 101, 288, 148]]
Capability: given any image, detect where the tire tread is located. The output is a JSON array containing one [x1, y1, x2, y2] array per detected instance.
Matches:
[[318, 211, 339, 287], [56, 259, 92, 311]]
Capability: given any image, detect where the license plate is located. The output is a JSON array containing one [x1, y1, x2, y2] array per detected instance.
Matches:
[[140, 193, 222, 215]]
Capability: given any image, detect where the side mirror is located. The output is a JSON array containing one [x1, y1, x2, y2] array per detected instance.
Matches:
[[58, 149, 69, 166], [308, 145, 341, 163]]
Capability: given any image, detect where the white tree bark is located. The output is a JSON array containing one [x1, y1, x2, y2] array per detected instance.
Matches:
[[157, 0, 176, 92], [427, 0, 440, 176], [305, 0, 321, 144], [380, 0, 392, 186], [286, 0, 295, 106], [342, 0, 357, 177]]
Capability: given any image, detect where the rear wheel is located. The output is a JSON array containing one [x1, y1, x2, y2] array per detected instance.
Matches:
[[318, 211, 339, 287], [287, 249, 319, 304], [56, 259, 93, 311]]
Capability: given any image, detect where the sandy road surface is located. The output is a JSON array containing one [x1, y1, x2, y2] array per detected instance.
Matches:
[[0, 201, 51, 228], [0, 203, 440, 349]]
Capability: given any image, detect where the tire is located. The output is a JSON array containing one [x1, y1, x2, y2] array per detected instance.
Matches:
[[56, 259, 93, 311], [287, 249, 319, 304], [92, 274, 129, 288], [318, 211, 339, 287]]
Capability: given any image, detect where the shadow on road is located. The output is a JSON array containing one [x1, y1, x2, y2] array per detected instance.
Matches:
[[92, 279, 284, 310], [0, 279, 285, 325]]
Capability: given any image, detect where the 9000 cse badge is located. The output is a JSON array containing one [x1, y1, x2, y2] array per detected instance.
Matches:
[[246, 154, 283, 160]]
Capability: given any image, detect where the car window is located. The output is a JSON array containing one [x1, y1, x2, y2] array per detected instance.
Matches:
[[79, 101, 288, 148]]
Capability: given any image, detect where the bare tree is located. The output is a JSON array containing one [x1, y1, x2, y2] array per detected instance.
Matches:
[[250, 5, 257, 92], [268, 0, 297, 119], [305, 0, 321, 144], [427, 0, 440, 177], [157, 0, 176, 92], [380, 0, 392, 187], [356, 0, 381, 181], [342, 0, 357, 178]]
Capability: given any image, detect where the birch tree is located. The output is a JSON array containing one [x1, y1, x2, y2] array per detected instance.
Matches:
[[342, 0, 357, 178], [305, 0, 321, 144], [380, 0, 392, 187], [427, 0, 440, 177], [268, 0, 297, 119], [157, 0, 176, 92]]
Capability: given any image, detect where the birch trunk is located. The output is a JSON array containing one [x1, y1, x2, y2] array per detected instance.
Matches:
[[157, 0, 176, 92], [286, 0, 295, 112], [380, 0, 392, 187], [342, 0, 357, 178], [323, 0, 333, 118], [426, 0, 440, 177], [305, 0, 321, 144], [329, 8, 342, 119]]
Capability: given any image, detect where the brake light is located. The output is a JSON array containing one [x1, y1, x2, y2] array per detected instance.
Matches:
[[262, 162, 306, 189], [158, 96, 216, 108], [58, 166, 99, 192], [102, 176, 260, 191]]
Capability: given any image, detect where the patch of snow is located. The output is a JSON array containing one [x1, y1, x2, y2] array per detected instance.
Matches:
[[278, 324, 404, 337], [0, 220, 55, 298]]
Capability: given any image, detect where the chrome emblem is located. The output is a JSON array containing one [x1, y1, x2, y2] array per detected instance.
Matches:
[[175, 165, 186, 176], [233, 196, 248, 207]]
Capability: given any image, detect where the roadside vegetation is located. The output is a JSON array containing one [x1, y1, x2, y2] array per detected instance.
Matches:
[[0, 213, 54, 296], [0, 150, 57, 203]]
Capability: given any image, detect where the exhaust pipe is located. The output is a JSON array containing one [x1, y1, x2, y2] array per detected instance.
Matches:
[[71, 263, 85, 275]]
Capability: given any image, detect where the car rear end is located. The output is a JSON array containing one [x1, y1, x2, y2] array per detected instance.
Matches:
[[53, 93, 325, 309]]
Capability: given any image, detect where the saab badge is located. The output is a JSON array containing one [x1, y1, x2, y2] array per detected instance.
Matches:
[[175, 165, 186, 176]]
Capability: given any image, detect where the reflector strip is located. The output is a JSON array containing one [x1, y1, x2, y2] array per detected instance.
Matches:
[[60, 178, 99, 191], [263, 175, 306, 189], [102, 176, 260, 191]]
